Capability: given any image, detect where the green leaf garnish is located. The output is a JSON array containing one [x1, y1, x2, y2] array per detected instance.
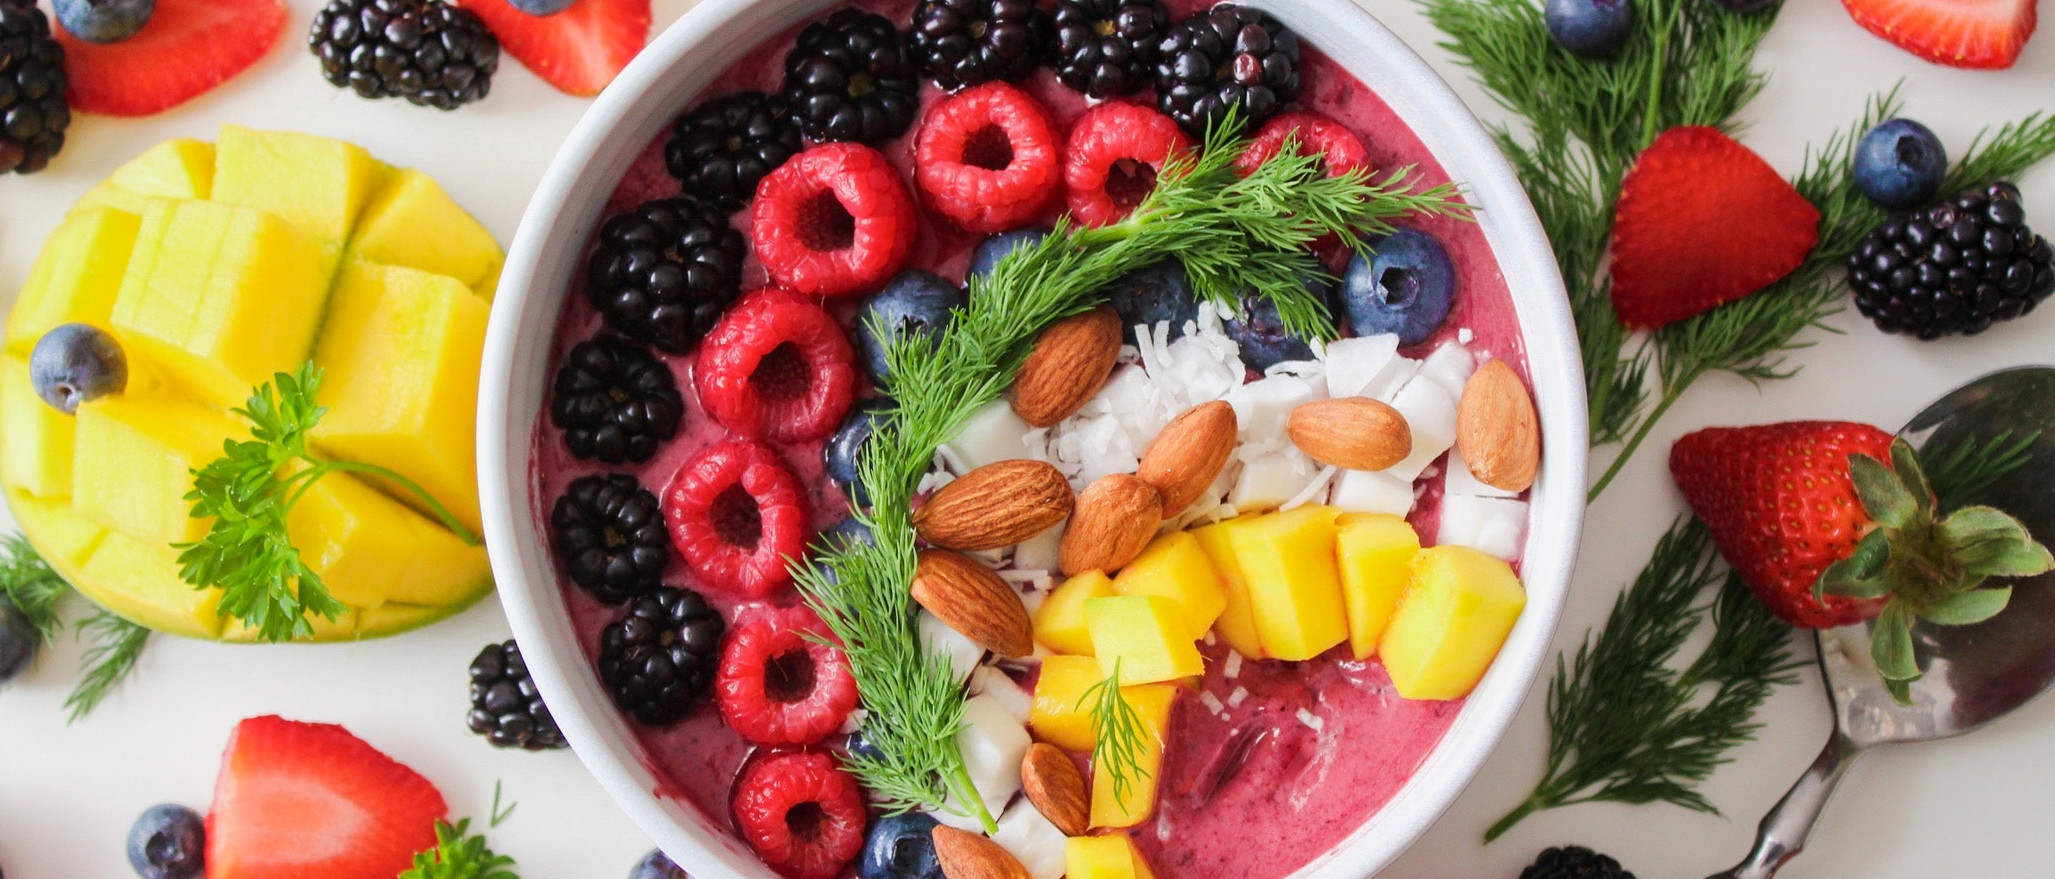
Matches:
[[1, 532, 69, 643], [1921, 429, 2040, 512], [399, 818, 518, 879], [63, 608, 149, 723], [1081, 659, 1153, 810]]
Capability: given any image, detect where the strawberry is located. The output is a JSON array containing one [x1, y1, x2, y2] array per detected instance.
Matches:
[[1841, 0, 2037, 70], [206, 715, 448, 879], [53, 0, 286, 118], [1608, 126, 1821, 330], [455, 0, 650, 97]]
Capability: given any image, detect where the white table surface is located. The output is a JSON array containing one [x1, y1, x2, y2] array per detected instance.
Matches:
[[3, 1, 2052, 877]]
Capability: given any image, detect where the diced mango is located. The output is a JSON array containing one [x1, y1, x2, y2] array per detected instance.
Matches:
[[1089, 686, 1173, 829], [1086, 595, 1205, 685], [1037, 570, 1115, 655], [69, 139, 215, 216], [351, 169, 503, 295], [1067, 835, 1159, 879], [72, 394, 241, 546], [1380, 545, 1527, 700], [5, 207, 143, 355], [9, 491, 109, 573], [2, 358, 75, 498], [1029, 654, 1177, 754], [1190, 521, 1264, 658], [1225, 506, 1349, 661], [75, 533, 224, 639], [211, 125, 387, 255], [286, 469, 490, 610], [1337, 513, 1421, 660], [1112, 532, 1227, 640]]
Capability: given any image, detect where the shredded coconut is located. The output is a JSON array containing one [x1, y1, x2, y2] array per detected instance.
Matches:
[[1199, 691, 1226, 717], [1227, 686, 1249, 708], [1224, 651, 1243, 680], [1295, 708, 1325, 732]]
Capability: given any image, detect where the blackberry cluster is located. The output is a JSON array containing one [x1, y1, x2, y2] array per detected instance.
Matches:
[[598, 586, 726, 726], [308, 0, 499, 110], [1848, 182, 2055, 339], [551, 474, 670, 604], [466, 640, 566, 751], [0, 0, 69, 175], [1154, 4, 1300, 137], [1518, 847, 1636, 879], [1052, 0, 1168, 98], [909, 0, 1051, 91], [782, 10, 920, 145], [585, 197, 746, 353], [551, 335, 684, 464], [665, 91, 803, 214]]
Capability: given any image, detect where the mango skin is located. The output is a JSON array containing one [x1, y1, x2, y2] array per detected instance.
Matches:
[[1379, 545, 1527, 700]]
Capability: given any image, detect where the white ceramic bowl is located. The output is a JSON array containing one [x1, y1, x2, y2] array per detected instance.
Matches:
[[479, 1, 1586, 875]]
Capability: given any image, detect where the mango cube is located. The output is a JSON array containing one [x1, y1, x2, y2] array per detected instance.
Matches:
[[1067, 835, 1159, 879], [351, 169, 503, 295], [1089, 687, 1173, 830], [1336, 513, 1421, 660], [1086, 595, 1204, 685], [9, 492, 109, 573], [286, 469, 491, 610], [1224, 506, 1349, 661], [1190, 521, 1264, 658], [1380, 545, 1527, 700], [72, 394, 242, 546], [1037, 570, 1115, 655], [70, 139, 215, 217], [75, 533, 224, 639], [1112, 532, 1227, 640], [2, 358, 75, 498], [6, 207, 143, 355], [211, 125, 385, 252], [1029, 654, 1176, 754]]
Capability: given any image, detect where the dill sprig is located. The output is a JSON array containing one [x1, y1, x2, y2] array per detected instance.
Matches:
[[1921, 429, 2041, 511], [63, 608, 150, 722], [2, 532, 70, 642], [1081, 659, 1152, 808]]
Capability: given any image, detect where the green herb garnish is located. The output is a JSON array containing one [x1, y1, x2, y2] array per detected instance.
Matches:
[[64, 608, 150, 722], [401, 783, 519, 879], [1081, 659, 1152, 809], [2, 532, 69, 643], [1921, 429, 2042, 512]]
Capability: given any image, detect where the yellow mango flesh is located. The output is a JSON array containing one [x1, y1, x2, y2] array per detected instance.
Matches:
[[1225, 506, 1350, 661], [9, 492, 108, 571], [1380, 545, 1527, 700], [75, 533, 225, 639], [1112, 531, 1227, 640], [5, 207, 142, 355], [211, 125, 386, 255], [70, 139, 215, 217], [1029, 654, 1177, 754], [72, 394, 241, 546], [351, 169, 504, 298], [1336, 513, 1421, 660], [1, 358, 74, 498], [1189, 521, 1264, 658], [1086, 594, 1205, 685], [286, 468, 491, 610], [1067, 835, 1160, 879], [1036, 570, 1115, 656], [1089, 685, 1173, 829]]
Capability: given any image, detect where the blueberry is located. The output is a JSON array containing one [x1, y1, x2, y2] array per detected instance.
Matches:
[[1854, 119, 1948, 210], [825, 398, 895, 506], [823, 515, 876, 549], [125, 804, 204, 879], [1224, 277, 1336, 373], [967, 228, 1050, 284], [855, 272, 964, 384], [507, 0, 577, 14], [859, 812, 945, 879], [1101, 259, 1199, 345], [0, 595, 36, 685], [29, 323, 128, 414], [52, 0, 154, 44], [1342, 228, 1456, 347], [627, 849, 687, 879], [1545, 0, 1632, 57], [844, 727, 886, 764]]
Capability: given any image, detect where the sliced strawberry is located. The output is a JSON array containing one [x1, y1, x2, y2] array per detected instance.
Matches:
[[1609, 126, 1821, 330], [455, 0, 650, 97], [1841, 0, 2036, 70], [206, 715, 448, 879], [54, 0, 285, 117]]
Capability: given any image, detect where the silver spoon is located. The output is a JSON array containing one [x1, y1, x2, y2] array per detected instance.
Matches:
[[1708, 365, 2055, 879]]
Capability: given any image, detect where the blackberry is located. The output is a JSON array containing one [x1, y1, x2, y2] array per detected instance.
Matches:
[[585, 197, 746, 353], [1154, 4, 1300, 137], [1518, 846, 1637, 879], [1052, 0, 1168, 98], [466, 640, 566, 751], [552, 474, 670, 604], [665, 91, 803, 214], [551, 335, 684, 464], [1846, 181, 2055, 339], [308, 0, 499, 111], [908, 0, 1052, 91], [598, 586, 725, 725], [0, 0, 69, 175], [782, 10, 920, 145]]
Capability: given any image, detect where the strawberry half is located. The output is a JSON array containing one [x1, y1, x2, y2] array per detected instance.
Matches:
[[1609, 126, 1821, 330], [1841, 0, 2037, 70], [455, 0, 650, 97], [206, 716, 448, 879], [54, 0, 286, 117]]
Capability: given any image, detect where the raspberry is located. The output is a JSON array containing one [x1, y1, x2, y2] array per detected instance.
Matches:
[[752, 143, 919, 297], [1063, 101, 1193, 227], [663, 439, 813, 598], [715, 605, 860, 746], [694, 288, 858, 442], [731, 751, 867, 879], [1234, 110, 1371, 178], [913, 82, 1063, 234]]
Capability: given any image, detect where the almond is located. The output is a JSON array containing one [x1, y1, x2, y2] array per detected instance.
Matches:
[[1059, 474, 1162, 575], [912, 549, 1034, 658], [1138, 401, 1238, 516], [931, 825, 1032, 879], [1010, 305, 1123, 427], [914, 459, 1074, 551], [1287, 397, 1412, 471], [1020, 742, 1089, 836], [1457, 359, 1540, 492]]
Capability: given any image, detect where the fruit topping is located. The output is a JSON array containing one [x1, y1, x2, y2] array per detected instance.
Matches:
[[663, 438, 812, 597], [1066, 835, 1156, 879], [967, 227, 1048, 282], [1608, 126, 1821, 329], [1153, 4, 1300, 137], [1839, 0, 2036, 70], [1847, 181, 2053, 338], [1099, 259, 1196, 344], [909, 0, 1051, 91], [586, 196, 746, 354], [1051, 0, 1167, 99], [453, 0, 649, 97], [1233, 110, 1371, 179], [598, 585, 725, 725], [913, 82, 1062, 233], [666, 90, 804, 214], [28, 323, 127, 414], [0, 0, 68, 174], [1544, 0, 1632, 57], [629, 849, 689, 879], [1381, 544, 1526, 699], [1519, 846, 1638, 879], [858, 812, 945, 879], [717, 605, 860, 744], [825, 398, 893, 506], [1224, 278, 1331, 371], [697, 288, 858, 441], [54, 0, 153, 44], [911, 548, 1034, 657], [507, 0, 574, 13], [854, 270, 964, 384], [550, 335, 681, 464], [552, 473, 670, 604], [125, 803, 204, 879], [1063, 100, 1193, 227], [54, 0, 286, 118], [731, 750, 868, 879], [1853, 118, 1947, 210], [1010, 305, 1122, 427], [1342, 227, 1454, 346], [753, 143, 919, 297], [466, 638, 567, 750], [308, 0, 500, 110], [782, 9, 919, 145]]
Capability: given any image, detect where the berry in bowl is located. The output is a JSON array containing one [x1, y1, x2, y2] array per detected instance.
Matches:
[[479, 0, 1584, 877]]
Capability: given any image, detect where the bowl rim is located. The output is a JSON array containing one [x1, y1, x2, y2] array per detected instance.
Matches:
[[477, 0, 1587, 875]]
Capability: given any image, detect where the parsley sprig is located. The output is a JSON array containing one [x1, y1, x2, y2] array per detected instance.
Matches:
[[400, 784, 520, 879]]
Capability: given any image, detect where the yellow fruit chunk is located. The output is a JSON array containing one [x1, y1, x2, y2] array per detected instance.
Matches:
[[1067, 835, 1160, 879], [1, 358, 74, 498], [1089, 685, 1172, 829], [72, 394, 241, 546], [1336, 513, 1421, 660], [351, 169, 503, 296], [1190, 521, 1263, 658], [1380, 545, 1527, 700], [70, 139, 215, 216], [10, 492, 108, 573], [309, 261, 487, 534], [212, 125, 386, 255], [1029, 654, 1176, 754], [1036, 570, 1115, 655], [1112, 531, 1226, 640], [1086, 595, 1204, 685], [75, 533, 224, 639], [286, 469, 490, 610], [6, 207, 143, 356], [1225, 506, 1349, 661]]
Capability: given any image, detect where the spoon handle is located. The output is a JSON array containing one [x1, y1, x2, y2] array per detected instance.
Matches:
[[1704, 733, 1862, 879]]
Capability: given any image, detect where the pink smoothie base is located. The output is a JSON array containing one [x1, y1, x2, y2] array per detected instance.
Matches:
[[528, 2, 1529, 876]]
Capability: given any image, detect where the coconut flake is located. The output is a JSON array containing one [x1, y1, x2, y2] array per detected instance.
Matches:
[[1280, 465, 1340, 512], [1227, 686, 1249, 708], [1224, 651, 1243, 680], [1295, 708, 1325, 732], [1199, 691, 1226, 717]]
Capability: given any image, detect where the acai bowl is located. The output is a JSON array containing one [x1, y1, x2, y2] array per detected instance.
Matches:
[[479, 0, 1585, 876]]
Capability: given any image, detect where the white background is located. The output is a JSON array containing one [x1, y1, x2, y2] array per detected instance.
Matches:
[[3, 0, 2053, 877]]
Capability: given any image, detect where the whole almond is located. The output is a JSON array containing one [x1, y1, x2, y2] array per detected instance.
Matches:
[[1010, 306, 1123, 427], [1020, 742, 1089, 836], [1457, 359, 1540, 492], [1059, 474, 1163, 575], [1287, 397, 1413, 471], [912, 549, 1034, 658], [1138, 401, 1239, 516], [914, 459, 1074, 551], [931, 826, 1032, 879]]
